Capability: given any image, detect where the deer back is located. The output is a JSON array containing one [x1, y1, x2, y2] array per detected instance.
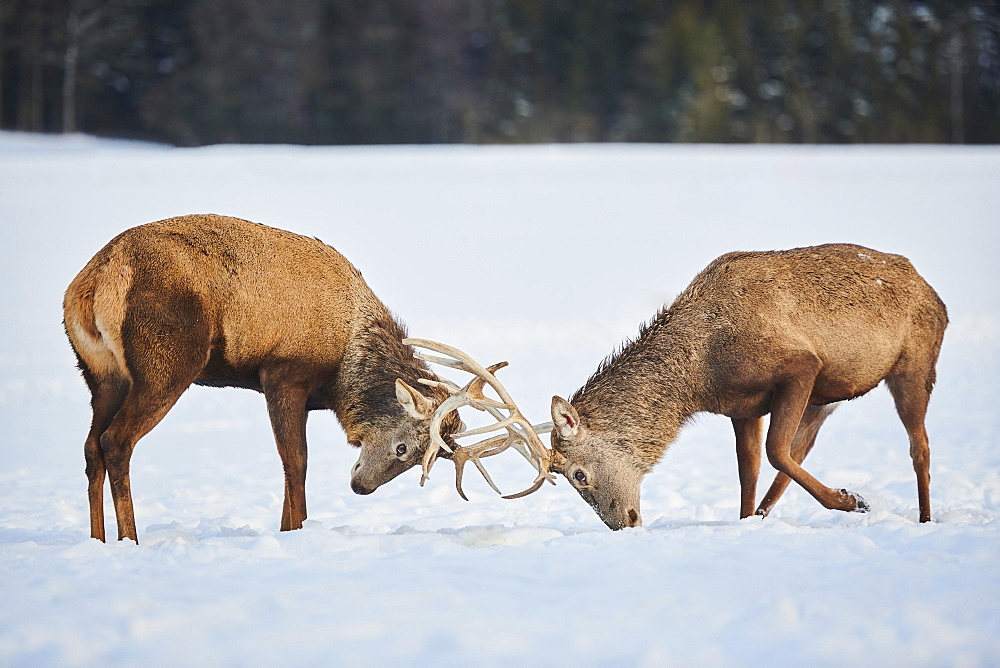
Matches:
[[681, 244, 947, 406], [64, 214, 382, 391]]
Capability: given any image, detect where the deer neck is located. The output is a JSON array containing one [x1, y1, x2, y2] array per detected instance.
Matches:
[[332, 306, 430, 443], [571, 311, 710, 470]]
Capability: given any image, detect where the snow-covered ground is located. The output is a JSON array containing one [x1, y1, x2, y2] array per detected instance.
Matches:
[[1, 132, 998, 665]]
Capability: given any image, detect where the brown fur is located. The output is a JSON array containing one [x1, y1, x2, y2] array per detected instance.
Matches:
[[64, 214, 458, 542], [550, 244, 947, 529]]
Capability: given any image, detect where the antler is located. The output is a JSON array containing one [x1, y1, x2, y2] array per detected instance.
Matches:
[[403, 338, 556, 500]]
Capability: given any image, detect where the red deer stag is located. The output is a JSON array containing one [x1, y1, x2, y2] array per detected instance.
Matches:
[[414, 244, 948, 530], [64, 214, 460, 543]]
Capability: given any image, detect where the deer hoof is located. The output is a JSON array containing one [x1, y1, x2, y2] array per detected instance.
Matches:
[[842, 489, 870, 513]]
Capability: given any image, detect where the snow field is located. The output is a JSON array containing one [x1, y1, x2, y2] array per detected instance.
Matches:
[[0, 133, 998, 665]]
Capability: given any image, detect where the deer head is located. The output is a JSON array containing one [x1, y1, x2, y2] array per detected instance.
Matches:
[[548, 396, 643, 530], [348, 377, 462, 495]]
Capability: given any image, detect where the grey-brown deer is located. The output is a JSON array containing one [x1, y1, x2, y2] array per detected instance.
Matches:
[[64, 214, 459, 543], [416, 244, 947, 530]]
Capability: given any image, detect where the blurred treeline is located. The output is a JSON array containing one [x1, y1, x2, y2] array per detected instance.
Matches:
[[2, 0, 998, 145]]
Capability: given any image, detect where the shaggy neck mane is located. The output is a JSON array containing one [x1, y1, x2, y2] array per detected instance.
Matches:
[[336, 310, 436, 435], [570, 303, 704, 464], [573, 306, 677, 403]]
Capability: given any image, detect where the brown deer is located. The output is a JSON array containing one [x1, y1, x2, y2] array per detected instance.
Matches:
[[415, 244, 948, 530], [63, 214, 460, 543]]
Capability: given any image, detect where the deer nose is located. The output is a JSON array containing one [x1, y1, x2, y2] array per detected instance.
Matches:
[[627, 509, 640, 527], [350, 460, 374, 495], [351, 478, 374, 495]]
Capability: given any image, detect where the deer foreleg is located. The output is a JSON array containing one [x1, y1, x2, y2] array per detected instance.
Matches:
[[764, 370, 863, 515], [263, 381, 310, 531], [756, 402, 839, 518], [732, 417, 763, 519]]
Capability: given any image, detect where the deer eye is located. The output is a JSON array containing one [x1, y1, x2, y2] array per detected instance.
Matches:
[[574, 470, 587, 485], [396, 443, 407, 457]]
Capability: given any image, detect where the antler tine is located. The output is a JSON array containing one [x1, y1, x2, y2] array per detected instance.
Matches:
[[499, 422, 555, 499], [451, 435, 537, 499], [403, 337, 558, 499], [452, 432, 521, 500], [418, 377, 461, 394], [502, 473, 550, 499], [467, 361, 508, 403], [418, 392, 466, 487], [454, 413, 522, 439]]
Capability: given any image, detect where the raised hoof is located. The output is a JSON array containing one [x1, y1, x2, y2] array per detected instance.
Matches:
[[842, 488, 870, 513]]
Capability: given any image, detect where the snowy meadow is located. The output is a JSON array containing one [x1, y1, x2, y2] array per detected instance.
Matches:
[[1, 133, 998, 666]]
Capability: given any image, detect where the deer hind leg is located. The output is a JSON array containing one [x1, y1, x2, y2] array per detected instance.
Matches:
[[99, 298, 210, 543], [261, 376, 310, 531], [886, 371, 934, 523], [765, 365, 863, 515], [732, 417, 763, 519], [82, 372, 130, 542], [755, 403, 839, 518], [100, 368, 200, 543]]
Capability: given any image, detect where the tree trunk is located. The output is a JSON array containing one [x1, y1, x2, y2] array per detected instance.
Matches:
[[19, 0, 45, 132], [62, 7, 80, 134], [0, 14, 5, 129], [948, 29, 964, 144]]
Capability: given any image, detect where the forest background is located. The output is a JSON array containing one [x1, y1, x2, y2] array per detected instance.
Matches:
[[2, 0, 998, 146]]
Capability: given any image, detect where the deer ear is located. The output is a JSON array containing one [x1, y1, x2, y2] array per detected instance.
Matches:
[[551, 396, 581, 438], [396, 379, 434, 419]]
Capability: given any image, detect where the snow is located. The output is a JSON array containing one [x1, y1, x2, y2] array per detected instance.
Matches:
[[1, 132, 998, 665]]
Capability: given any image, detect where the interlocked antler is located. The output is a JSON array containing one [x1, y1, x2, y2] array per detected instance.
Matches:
[[403, 338, 556, 501]]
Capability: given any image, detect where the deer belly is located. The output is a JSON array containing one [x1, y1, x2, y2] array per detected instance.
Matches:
[[810, 369, 885, 404]]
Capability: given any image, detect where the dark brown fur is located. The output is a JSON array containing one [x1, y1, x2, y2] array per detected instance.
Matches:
[[64, 214, 458, 542], [550, 244, 947, 529]]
